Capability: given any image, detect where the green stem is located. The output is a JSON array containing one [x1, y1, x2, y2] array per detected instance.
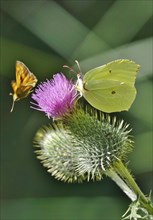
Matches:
[[106, 168, 137, 201], [106, 159, 153, 216]]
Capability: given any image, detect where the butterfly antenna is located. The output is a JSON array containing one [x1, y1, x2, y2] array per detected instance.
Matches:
[[63, 65, 77, 75], [63, 60, 83, 79], [75, 60, 82, 74], [9, 93, 15, 112]]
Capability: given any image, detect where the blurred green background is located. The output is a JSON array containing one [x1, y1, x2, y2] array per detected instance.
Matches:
[[0, 0, 152, 219]]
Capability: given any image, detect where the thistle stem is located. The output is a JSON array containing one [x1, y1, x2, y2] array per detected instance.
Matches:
[[106, 159, 153, 216], [106, 169, 137, 201]]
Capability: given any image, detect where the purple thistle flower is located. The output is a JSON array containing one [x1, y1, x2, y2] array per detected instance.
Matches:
[[31, 73, 78, 119]]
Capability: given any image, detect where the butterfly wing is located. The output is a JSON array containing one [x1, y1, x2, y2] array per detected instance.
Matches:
[[83, 82, 136, 112], [16, 61, 37, 88], [82, 59, 140, 112], [84, 59, 139, 87], [12, 61, 37, 100], [10, 61, 37, 112]]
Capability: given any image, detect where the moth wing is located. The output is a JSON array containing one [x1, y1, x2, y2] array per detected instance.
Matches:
[[84, 59, 140, 88]]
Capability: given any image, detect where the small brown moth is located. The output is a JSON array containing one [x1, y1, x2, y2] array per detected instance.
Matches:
[[10, 61, 38, 112]]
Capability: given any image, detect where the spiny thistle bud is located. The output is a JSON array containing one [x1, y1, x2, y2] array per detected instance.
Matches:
[[34, 107, 133, 182]]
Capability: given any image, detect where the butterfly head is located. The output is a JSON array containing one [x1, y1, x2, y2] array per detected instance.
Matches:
[[63, 60, 83, 96]]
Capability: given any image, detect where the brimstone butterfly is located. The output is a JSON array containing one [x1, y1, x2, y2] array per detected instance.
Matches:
[[64, 59, 140, 113]]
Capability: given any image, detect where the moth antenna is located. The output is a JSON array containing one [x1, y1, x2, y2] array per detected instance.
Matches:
[[63, 65, 77, 75], [9, 93, 15, 112]]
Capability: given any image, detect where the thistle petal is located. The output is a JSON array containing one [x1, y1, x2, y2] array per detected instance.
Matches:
[[31, 73, 77, 119]]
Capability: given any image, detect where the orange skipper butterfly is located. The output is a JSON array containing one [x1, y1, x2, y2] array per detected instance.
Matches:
[[10, 61, 38, 112]]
